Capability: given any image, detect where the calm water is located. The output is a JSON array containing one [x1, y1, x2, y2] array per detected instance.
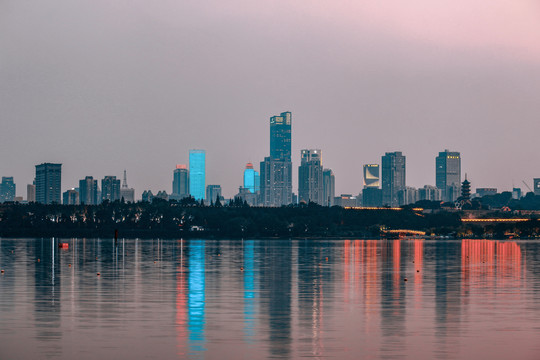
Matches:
[[1, 238, 539, 359]]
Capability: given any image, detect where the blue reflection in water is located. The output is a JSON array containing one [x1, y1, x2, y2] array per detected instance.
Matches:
[[243, 240, 257, 341], [188, 240, 206, 353]]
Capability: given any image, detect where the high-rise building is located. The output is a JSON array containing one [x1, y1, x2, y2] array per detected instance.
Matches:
[[298, 149, 323, 204], [260, 157, 293, 206], [270, 111, 292, 161], [79, 176, 98, 205], [322, 169, 335, 206], [27, 184, 36, 202], [243, 163, 260, 193], [381, 152, 405, 207], [399, 186, 418, 205], [362, 188, 382, 207], [35, 163, 62, 204], [120, 170, 135, 203], [101, 176, 121, 202], [189, 150, 206, 200], [0, 177, 16, 203], [436, 150, 461, 202], [363, 164, 380, 188], [172, 164, 190, 199], [206, 185, 222, 204], [63, 189, 79, 205], [418, 185, 442, 201], [534, 178, 540, 196]]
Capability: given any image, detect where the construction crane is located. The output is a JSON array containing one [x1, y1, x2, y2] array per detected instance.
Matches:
[[522, 180, 533, 193]]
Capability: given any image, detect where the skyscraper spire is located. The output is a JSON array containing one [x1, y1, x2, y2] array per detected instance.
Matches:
[[122, 169, 128, 189]]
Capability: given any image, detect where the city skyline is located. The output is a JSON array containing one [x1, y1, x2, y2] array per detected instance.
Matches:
[[2, 2, 540, 199]]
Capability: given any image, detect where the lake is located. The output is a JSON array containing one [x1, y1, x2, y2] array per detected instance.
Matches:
[[0, 238, 539, 359]]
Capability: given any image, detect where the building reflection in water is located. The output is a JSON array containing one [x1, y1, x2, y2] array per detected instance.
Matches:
[[413, 239, 424, 307], [176, 239, 187, 357], [188, 240, 206, 354], [243, 240, 258, 342]]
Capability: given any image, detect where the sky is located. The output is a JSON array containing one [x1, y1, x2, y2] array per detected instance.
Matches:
[[1, 0, 540, 199]]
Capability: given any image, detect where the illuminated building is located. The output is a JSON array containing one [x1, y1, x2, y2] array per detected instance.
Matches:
[[381, 152, 405, 207], [243, 163, 260, 193], [172, 164, 190, 200], [101, 175, 121, 202], [436, 150, 461, 202], [62, 188, 79, 205], [206, 185, 222, 204], [35, 163, 62, 204], [323, 168, 335, 206], [363, 164, 380, 188], [270, 111, 292, 161], [334, 194, 358, 207], [0, 177, 15, 203], [79, 176, 98, 205], [189, 150, 206, 201], [298, 149, 323, 204]]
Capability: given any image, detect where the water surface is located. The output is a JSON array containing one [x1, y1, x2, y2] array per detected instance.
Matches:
[[1, 238, 539, 359]]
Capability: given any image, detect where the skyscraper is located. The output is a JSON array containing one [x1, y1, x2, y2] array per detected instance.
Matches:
[[120, 170, 135, 203], [322, 169, 335, 206], [27, 183, 36, 202], [436, 150, 461, 202], [35, 163, 62, 204], [381, 152, 406, 207], [270, 111, 292, 161], [189, 150, 206, 200], [243, 163, 260, 193], [298, 149, 323, 204], [0, 177, 16, 203], [101, 176, 121, 202], [362, 164, 382, 207], [206, 185, 222, 204], [79, 176, 98, 205], [363, 164, 380, 188], [261, 111, 293, 206], [63, 189, 79, 205], [172, 164, 190, 199]]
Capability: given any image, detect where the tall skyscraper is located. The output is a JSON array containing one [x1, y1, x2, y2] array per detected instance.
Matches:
[[206, 185, 222, 204], [363, 164, 380, 188], [270, 111, 292, 161], [172, 164, 190, 199], [101, 176, 121, 202], [35, 163, 62, 204], [298, 149, 323, 204], [436, 150, 461, 202], [243, 163, 260, 193], [0, 177, 16, 203], [120, 170, 135, 203], [79, 176, 98, 205], [322, 168, 335, 206], [27, 183, 36, 202], [261, 111, 293, 206], [381, 152, 406, 207], [189, 150, 206, 200]]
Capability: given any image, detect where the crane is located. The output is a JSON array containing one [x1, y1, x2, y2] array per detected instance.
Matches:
[[522, 180, 533, 193]]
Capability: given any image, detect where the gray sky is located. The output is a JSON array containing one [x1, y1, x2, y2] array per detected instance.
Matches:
[[1, 0, 540, 199]]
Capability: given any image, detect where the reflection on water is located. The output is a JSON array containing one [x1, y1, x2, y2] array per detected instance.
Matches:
[[1, 238, 540, 359]]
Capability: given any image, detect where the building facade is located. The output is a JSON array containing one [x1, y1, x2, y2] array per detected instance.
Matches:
[[418, 185, 442, 201], [270, 111, 292, 161], [172, 164, 190, 200], [260, 157, 293, 206], [0, 177, 16, 203], [534, 178, 540, 196], [101, 176, 121, 202], [436, 150, 461, 202], [322, 169, 335, 206], [206, 185, 222, 204], [189, 150, 206, 200], [298, 149, 323, 204], [363, 164, 380, 188], [381, 152, 405, 207], [27, 184, 36, 202], [35, 163, 62, 204], [243, 163, 260, 193], [63, 189, 79, 205], [120, 170, 135, 203], [79, 176, 98, 205]]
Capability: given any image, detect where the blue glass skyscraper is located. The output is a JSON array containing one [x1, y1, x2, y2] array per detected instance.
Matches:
[[189, 150, 206, 200], [243, 163, 260, 193]]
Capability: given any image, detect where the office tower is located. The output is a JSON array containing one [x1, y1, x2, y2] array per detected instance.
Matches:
[[101, 176, 121, 202], [0, 177, 16, 202], [189, 150, 206, 200], [418, 185, 442, 201], [322, 169, 335, 206], [206, 185, 222, 204], [172, 164, 190, 199], [79, 176, 98, 205], [35, 163, 62, 204], [298, 149, 323, 204], [260, 157, 293, 206], [534, 178, 540, 196], [436, 150, 461, 202], [381, 152, 405, 207], [261, 111, 293, 206], [27, 184, 36, 202], [399, 186, 418, 205], [243, 163, 260, 193], [120, 170, 135, 203], [63, 189, 79, 205], [270, 111, 292, 161], [363, 164, 380, 188]]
